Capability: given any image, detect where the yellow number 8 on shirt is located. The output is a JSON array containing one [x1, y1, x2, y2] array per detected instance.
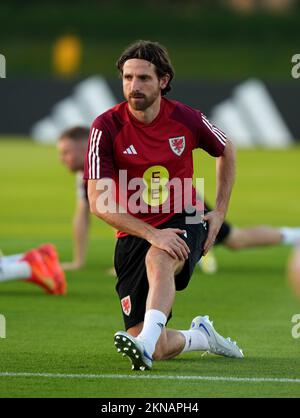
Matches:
[[142, 165, 169, 207]]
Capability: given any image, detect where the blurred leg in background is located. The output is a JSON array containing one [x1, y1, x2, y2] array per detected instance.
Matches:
[[0, 245, 66, 295], [288, 244, 300, 301]]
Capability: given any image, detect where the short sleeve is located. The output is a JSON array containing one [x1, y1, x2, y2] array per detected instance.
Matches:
[[83, 117, 116, 180], [198, 112, 227, 157]]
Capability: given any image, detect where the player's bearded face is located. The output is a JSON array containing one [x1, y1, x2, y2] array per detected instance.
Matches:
[[122, 59, 163, 111]]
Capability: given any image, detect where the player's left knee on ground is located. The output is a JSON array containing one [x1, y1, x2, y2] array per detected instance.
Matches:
[[152, 329, 168, 361]]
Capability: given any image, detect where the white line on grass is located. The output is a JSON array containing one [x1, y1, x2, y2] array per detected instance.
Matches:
[[0, 372, 300, 384]]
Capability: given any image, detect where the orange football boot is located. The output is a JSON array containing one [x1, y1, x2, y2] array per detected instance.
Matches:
[[38, 244, 67, 295], [21, 250, 57, 294]]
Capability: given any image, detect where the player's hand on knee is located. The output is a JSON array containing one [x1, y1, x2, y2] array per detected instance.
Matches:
[[148, 228, 190, 261], [203, 210, 225, 256]]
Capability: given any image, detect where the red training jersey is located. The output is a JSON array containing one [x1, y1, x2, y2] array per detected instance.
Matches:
[[84, 97, 226, 237]]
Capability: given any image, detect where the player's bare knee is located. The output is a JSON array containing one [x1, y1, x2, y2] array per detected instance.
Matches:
[[145, 247, 176, 274], [145, 246, 165, 265]]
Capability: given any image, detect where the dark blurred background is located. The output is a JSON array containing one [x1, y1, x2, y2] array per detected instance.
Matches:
[[0, 0, 299, 143], [1, 0, 299, 79]]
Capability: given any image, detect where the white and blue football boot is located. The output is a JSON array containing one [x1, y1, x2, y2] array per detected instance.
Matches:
[[114, 331, 153, 371], [190, 315, 244, 358], [198, 250, 218, 274]]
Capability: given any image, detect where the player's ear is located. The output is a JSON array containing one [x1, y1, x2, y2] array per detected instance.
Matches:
[[159, 73, 170, 90]]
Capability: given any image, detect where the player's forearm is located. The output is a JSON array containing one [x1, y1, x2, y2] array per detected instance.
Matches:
[[91, 206, 156, 242], [215, 139, 236, 218], [88, 179, 157, 241], [72, 210, 89, 267]]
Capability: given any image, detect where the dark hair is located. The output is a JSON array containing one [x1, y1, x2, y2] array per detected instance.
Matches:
[[116, 40, 174, 96], [59, 126, 90, 141]]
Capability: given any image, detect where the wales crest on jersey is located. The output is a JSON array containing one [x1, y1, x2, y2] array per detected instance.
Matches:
[[169, 136, 185, 156]]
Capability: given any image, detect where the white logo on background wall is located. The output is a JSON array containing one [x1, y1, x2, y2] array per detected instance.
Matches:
[[291, 54, 300, 79], [0, 314, 6, 339], [291, 314, 300, 339], [0, 54, 6, 78]]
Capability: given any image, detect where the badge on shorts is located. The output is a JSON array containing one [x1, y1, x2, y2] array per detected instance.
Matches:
[[121, 295, 131, 316], [169, 136, 185, 156]]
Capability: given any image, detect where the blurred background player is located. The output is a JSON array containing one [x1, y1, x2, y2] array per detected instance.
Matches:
[[57, 126, 91, 271], [287, 243, 300, 301], [0, 244, 66, 294], [58, 126, 300, 275], [200, 203, 300, 273], [0, 125, 102, 291]]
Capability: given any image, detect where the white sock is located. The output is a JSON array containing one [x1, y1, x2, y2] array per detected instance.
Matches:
[[0, 260, 31, 282], [137, 309, 167, 357], [180, 329, 210, 353], [1, 254, 24, 264], [280, 228, 300, 246]]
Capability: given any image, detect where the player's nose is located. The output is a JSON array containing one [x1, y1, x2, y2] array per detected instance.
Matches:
[[130, 76, 141, 92]]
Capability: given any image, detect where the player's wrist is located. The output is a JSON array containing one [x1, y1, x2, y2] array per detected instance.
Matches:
[[143, 225, 158, 243], [214, 207, 227, 220]]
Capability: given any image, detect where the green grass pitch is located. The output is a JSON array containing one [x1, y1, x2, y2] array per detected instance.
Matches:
[[0, 138, 300, 398]]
